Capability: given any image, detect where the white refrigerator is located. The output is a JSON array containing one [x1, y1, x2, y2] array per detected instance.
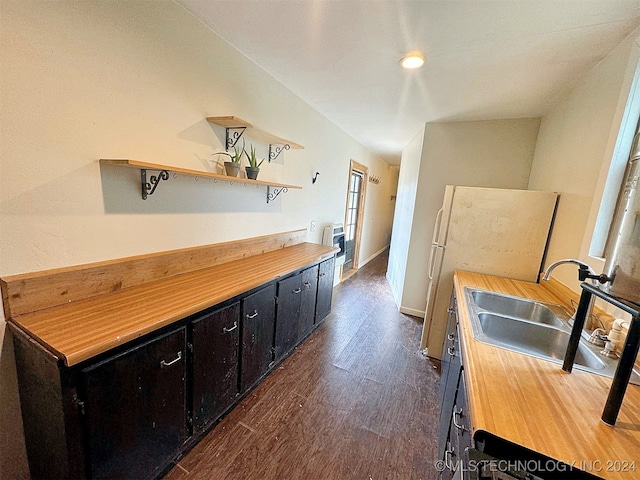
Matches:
[[420, 185, 559, 359]]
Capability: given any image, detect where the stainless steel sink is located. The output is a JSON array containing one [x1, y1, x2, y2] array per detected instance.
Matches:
[[477, 312, 605, 370], [464, 287, 640, 385], [471, 290, 566, 327]]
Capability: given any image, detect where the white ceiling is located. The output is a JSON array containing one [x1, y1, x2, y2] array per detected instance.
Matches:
[[177, 0, 640, 165]]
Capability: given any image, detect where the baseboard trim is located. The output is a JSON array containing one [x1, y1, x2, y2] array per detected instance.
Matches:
[[358, 244, 389, 268], [399, 306, 425, 318]]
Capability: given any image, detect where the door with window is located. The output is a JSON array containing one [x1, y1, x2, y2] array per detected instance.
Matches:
[[344, 161, 367, 274]]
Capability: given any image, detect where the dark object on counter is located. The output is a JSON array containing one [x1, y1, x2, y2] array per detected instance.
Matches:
[[468, 432, 603, 479], [563, 282, 640, 426], [577, 264, 612, 285]]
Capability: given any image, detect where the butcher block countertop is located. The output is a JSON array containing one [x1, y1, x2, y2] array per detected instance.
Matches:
[[6, 242, 337, 367], [454, 270, 640, 479]]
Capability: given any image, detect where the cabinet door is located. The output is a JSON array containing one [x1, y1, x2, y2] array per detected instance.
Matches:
[[240, 284, 276, 393], [299, 265, 319, 340], [440, 436, 456, 480], [275, 273, 303, 360], [451, 372, 472, 459], [445, 370, 471, 479], [81, 328, 187, 480], [438, 292, 460, 461], [315, 257, 335, 324], [192, 302, 240, 431]]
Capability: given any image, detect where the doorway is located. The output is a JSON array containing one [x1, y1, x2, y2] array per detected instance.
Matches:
[[343, 161, 368, 279]]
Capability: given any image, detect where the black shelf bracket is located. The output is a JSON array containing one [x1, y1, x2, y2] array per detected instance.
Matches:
[[268, 143, 290, 162], [267, 186, 288, 203], [226, 127, 247, 151], [141, 169, 170, 200], [138, 166, 290, 204]]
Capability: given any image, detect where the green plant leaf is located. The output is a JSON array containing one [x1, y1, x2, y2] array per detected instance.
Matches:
[[244, 143, 263, 168], [230, 139, 245, 163]]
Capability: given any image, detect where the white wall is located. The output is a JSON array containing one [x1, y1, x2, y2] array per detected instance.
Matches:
[[0, 2, 397, 477], [387, 127, 424, 307], [529, 27, 640, 296], [389, 118, 540, 316], [357, 163, 400, 267]]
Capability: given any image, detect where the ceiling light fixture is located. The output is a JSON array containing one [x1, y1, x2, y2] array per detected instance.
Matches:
[[400, 51, 425, 69]]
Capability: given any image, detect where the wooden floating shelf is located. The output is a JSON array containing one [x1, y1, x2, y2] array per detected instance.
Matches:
[[207, 116, 303, 162], [99, 159, 301, 188], [100, 159, 301, 203]]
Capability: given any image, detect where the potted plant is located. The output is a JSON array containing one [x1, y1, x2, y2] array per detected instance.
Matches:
[[244, 143, 264, 180], [214, 139, 244, 177]]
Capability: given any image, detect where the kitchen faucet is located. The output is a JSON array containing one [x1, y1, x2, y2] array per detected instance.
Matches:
[[542, 259, 605, 331]]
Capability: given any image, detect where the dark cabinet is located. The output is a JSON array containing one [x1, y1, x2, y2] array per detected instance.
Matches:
[[299, 265, 319, 341], [191, 303, 240, 431], [275, 273, 303, 360], [438, 291, 461, 461], [80, 327, 187, 479], [440, 369, 470, 480], [449, 372, 472, 471], [240, 284, 276, 393], [437, 291, 471, 480], [315, 257, 335, 324], [275, 264, 326, 360], [12, 254, 335, 480]]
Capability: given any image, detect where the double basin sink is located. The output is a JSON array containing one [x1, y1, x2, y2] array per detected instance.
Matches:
[[464, 288, 640, 385]]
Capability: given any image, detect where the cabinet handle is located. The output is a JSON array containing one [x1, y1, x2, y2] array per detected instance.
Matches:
[[293, 288, 302, 294], [73, 395, 85, 416], [444, 447, 455, 471], [160, 351, 182, 368], [448, 346, 456, 357], [447, 333, 455, 341], [246, 310, 258, 319], [222, 321, 238, 333], [453, 407, 466, 431], [304, 282, 311, 289], [319, 272, 326, 277]]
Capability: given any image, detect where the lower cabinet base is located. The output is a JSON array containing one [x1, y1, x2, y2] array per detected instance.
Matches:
[[155, 325, 322, 479], [437, 293, 604, 480], [13, 331, 86, 480], [13, 258, 336, 480]]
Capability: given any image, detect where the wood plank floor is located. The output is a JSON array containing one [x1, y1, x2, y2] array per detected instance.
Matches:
[[165, 250, 441, 480]]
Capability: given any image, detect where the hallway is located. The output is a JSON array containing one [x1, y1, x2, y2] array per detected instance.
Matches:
[[166, 250, 441, 479]]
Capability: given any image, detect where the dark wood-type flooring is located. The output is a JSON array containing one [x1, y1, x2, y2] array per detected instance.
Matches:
[[165, 250, 441, 480]]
